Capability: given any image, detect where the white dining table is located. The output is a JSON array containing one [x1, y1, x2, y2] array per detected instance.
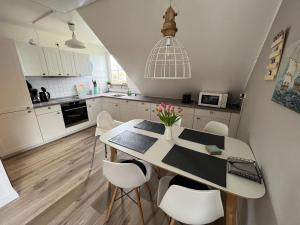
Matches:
[[100, 119, 266, 225]]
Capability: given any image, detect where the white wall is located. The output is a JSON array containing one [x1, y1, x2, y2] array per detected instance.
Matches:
[[237, 0, 300, 224], [79, 0, 281, 100]]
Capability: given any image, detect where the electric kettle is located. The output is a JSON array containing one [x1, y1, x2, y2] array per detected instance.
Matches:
[[39, 87, 51, 102]]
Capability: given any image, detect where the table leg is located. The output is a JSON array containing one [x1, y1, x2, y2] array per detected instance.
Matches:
[[110, 147, 117, 162], [226, 193, 237, 225]]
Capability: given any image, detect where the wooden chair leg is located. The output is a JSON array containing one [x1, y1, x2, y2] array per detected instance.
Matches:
[[110, 147, 117, 162], [106, 187, 119, 222], [145, 182, 153, 202], [169, 218, 176, 225], [135, 188, 145, 225]]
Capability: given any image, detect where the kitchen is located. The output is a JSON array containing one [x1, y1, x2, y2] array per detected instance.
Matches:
[[0, 1, 299, 225]]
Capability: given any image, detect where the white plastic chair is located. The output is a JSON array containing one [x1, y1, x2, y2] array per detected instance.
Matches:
[[203, 121, 229, 136], [89, 111, 123, 172], [103, 159, 152, 224], [157, 176, 224, 225]]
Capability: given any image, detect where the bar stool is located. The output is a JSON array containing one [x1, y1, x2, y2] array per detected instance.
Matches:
[[203, 121, 229, 136], [103, 159, 152, 225], [157, 176, 224, 225], [89, 111, 122, 172]]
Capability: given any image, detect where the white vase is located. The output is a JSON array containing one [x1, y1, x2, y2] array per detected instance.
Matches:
[[164, 125, 172, 141]]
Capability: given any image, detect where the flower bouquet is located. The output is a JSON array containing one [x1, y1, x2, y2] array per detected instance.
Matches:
[[156, 103, 183, 140]]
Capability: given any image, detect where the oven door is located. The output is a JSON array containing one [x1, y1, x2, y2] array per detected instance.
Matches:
[[198, 93, 222, 108], [61, 101, 89, 128]]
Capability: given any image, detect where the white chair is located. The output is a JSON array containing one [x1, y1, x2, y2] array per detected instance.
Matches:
[[89, 111, 122, 172], [157, 176, 224, 225], [203, 121, 229, 136], [103, 159, 152, 225]]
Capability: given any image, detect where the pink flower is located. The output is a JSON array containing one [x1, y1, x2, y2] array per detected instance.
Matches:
[[177, 107, 183, 113], [166, 104, 171, 112], [157, 107, 162, 112], [160, 102, 166, 108], [170, 106, 174, 112]]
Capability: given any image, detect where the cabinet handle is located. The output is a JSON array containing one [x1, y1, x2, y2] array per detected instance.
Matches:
[[48, 107, 51, 109], [42, 73, 46, 76], [141, 102, 144, 105], [196, 117, 200, 120], [57, 112, 60, 114], [67, 74, 70, 76], [58, 73, 62, 76], [145, 109, 149, 111], [126, 100, 129, 103], [209, 111, 214, 114], [26, 106, 31, 110], [115, 104, 118, 106], [27, 110, 32, 113]]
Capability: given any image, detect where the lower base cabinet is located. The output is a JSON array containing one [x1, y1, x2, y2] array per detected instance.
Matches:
[[0, 109, 43, 157], [87, 98, 102, 125], [36, 111, 66, 142]]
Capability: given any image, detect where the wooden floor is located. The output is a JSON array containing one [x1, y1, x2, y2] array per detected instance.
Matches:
[[1, 127, 224, 225]]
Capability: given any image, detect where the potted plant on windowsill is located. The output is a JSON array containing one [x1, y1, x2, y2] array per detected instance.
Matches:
[[107, 81, 112, 89], [156, 103, 183, 140]]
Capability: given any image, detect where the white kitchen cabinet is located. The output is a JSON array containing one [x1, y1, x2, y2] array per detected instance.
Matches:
[[193, 116, 230, 132], [87, 98, 102, 125], [16, 42, 48, 76], [74, 53, 92, 76], [36, 106, 66, 142], [150, 103, 160, 122], [119, 100, 150, 121], [59, 50, 76, 76], [0, 38, 33, 114], [0, 109, 43, 157], [103, 98, 121, 121], [228, 113, 240, 137], [43, 47, 63, 76]]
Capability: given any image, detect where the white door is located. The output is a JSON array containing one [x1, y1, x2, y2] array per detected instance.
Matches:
[[87, 98, 102, 124], [193, 116, 229, 131], [16, 42, 48, 76], [60, 50, 76, 76], [37, 111, 66, 142], [0, 109, 43, 157], [0, 38, 33, 114], [74, 53, 92, 76], [43, 47, 63, 76]]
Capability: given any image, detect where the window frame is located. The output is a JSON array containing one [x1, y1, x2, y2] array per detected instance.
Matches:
[[107, 54, 127, 86]]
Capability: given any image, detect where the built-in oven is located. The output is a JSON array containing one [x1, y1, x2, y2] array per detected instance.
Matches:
[[61, 100, 89, 128]]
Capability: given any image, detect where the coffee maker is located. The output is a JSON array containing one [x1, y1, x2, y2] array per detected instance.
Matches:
[[26, 80, 40, 103]]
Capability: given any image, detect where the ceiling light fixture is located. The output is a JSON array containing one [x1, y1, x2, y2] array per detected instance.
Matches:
[[144, 1, 191, 79], [65, 22, 86, 49]]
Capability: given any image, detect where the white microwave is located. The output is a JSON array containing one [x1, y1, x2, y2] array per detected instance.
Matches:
[[198, 91, 228, 108]]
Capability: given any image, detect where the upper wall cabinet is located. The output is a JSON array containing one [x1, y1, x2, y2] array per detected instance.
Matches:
[[43, 47, 64, 76], [16, 42, 48, 76], [74, 53, 93, 76], [59, 50, 76, 76]]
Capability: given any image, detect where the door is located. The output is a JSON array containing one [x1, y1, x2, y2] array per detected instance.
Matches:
[[16, 42, 48, 76], [0, 110, 43, 157], [60, 50, 76, 76], [0, 38, 33, 114], [74, 53, 92, 76], [87, 98, 102, 124], [43, 47, 63, 76], [37, 111, 66, 142], [193, 116, 229, 131]]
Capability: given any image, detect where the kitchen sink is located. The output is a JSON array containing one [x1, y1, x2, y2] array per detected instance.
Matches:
[[111, 94, 126, 97]]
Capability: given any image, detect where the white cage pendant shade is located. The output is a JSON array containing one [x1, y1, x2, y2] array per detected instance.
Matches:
[[145, 36, 191, 79]]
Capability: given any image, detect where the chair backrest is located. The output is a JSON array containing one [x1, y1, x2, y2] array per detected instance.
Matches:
[[203, 121, 229, 136], [159, 185, 224, 225], [103, 160, 147, 189], [96, 111, 115, 130]]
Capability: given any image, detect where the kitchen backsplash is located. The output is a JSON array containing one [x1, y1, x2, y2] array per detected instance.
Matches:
[[27, 75, 108, 99]]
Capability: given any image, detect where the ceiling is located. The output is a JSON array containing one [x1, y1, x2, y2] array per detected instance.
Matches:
[[0, 0, 101, 44], [79, 0, 283, 99]]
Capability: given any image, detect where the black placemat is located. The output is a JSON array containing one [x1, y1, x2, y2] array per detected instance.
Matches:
[[162, 145, 227, 187], [109, 130, 158, 154], [179, 129, 225, 149], [134, 120, 165, 134]]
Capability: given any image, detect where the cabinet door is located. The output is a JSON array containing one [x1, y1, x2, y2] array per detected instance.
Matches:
[[60, 50, 76, 76], [103, 99, 120, 121], [0, 110, 43, 157], [16, 42, 48, 76], [87, 98, 102, 124], [150, 104, 160, 122], [0, 38, 33, 114], [43, 47, 63, 76], [37, 111, 65, 142], [120, 100, 138, 122], [193, 116, 229, 131], [139, 102, 151, 120], [74, 53, 92, 76]]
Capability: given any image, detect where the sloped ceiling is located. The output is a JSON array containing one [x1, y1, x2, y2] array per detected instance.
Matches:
[[79, 0, 282, 100]]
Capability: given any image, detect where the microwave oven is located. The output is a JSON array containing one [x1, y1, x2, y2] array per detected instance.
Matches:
[[198, 91, 228, 108]]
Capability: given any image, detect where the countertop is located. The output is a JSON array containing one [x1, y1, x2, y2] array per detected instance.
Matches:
[[33, 93, 241, 113]]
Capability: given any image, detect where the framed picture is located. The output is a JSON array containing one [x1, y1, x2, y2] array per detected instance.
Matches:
[[272, 40, 300, 113]]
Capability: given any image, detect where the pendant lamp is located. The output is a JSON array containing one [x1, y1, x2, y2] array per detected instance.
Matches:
[[144, 5, 191, 79]]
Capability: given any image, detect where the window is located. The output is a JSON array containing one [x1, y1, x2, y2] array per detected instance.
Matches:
[[109, 55, 127, 85]]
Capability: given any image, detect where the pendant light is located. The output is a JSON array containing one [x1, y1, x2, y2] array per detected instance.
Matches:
[[65, 22, 86, 49], [144, 3, 191, 79]]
